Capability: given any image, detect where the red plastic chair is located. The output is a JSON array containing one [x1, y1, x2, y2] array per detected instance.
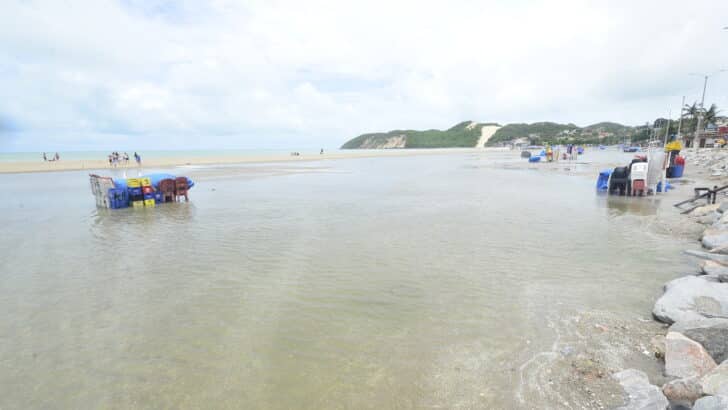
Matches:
[[159, 179, 176, 203], [175, 177, 189, 202]]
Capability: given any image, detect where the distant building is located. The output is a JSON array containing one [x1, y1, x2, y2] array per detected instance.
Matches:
[[598, 131, 613, 139], [511, 137, 529, 148], [683, 123, 728, 148]]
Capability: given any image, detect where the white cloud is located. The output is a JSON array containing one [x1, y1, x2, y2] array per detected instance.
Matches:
[[1, 0, 727, 150]]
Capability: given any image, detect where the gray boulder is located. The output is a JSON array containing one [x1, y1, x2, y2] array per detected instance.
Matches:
[[685, 250, 728, 264], [692, 395, 728, 410], [692, 204, 722, 217], [701, 360, 728, 396], [651, 334, 667, 359], [701, 261, 728, 277], [670, 318, 728, 363], [709, 226, 728, 236], [720, 273, 728, 283], [665, 332, 717, 378], [696, 211, 721, 225], [613, 369, 669, 410], [720, 201, 728, 213], [702, 229, 728, 250], [661, 376, 703, 405], [698, 212, 721, 225], [653, 276, 728, 324]]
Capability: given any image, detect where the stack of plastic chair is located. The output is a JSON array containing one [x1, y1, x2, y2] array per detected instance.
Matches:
[[140, 177, 155, 207], [668, 156, 685, 178], [609, 166, 630, 196], [89, 175, 103, 207], [596, 169, 612, 191], [89, 174, 115, 208], [646, 149, 666, 194], [630, 162, 648, 196], [107, 188, 129, 209], [127, 178, 144, 208], [159, 179, 176, 203], [175, 177, 189, 202]]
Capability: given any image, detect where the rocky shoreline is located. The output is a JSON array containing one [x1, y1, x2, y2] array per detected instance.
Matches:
[[613, 148, 728, 410]]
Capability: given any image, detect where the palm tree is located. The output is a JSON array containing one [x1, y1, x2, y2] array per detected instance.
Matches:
[[683, 102, 699, 132], [703, 103, 719, 126], [684, 102, 698, 118]]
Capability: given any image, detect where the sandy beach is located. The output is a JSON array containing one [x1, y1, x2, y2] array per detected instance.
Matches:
[[0, 148, 508, 174]]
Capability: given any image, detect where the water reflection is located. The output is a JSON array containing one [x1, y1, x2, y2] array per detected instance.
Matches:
[[90, 203, 197, 243], [601, 194, 662, 216]]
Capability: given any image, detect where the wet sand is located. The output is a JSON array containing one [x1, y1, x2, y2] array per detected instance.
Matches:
[[0, 148, 508, 174]]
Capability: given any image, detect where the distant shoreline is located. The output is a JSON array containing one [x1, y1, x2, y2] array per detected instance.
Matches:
[[0, 147, 509, 174]]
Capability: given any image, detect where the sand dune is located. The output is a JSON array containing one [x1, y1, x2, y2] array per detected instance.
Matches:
[[476, 125, 501, 148]]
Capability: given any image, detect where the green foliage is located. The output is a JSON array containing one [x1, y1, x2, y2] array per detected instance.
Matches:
[[340, 132, 398, 149], [681, 102, 721, 133], [341, 121, 500, 149], [342, 106, 722, 149], [487, 122, 580, 146], [631, 126, 652, 142]]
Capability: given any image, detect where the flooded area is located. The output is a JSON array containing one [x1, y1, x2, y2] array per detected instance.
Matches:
[[0, 149, 700, 408]]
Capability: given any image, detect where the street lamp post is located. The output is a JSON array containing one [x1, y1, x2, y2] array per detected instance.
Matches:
[[689, 70, 726, 142], [695, 75, 708, 141]]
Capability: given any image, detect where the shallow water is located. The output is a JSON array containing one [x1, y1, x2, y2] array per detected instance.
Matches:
[[0, 150, 696, 408]]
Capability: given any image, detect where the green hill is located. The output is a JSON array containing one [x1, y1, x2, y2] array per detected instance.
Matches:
[[342, 120, 640, 149], [486, 122, 579, 146], [485, 121, 639, 146], [341, 121, 499, 149]]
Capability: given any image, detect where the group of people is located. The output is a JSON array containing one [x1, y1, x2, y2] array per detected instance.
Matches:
[[290, 149, 325, 156], [108, 151, 141, 167], [42, 152, 60, 162]]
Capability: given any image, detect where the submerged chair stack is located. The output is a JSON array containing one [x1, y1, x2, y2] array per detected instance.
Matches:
[[175, 177, 189, 202], [159, 179, 176, 203], [127, 178, 144, 208], [90, 173, 194, 209], [107, 188, 129, 209], [141, 177, 155, 207], [89, 175, 115, 208]]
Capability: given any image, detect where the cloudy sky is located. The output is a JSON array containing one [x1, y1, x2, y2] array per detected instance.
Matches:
[[1, 0, 727, 151]]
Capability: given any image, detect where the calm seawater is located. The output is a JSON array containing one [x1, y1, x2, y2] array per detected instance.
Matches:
[[0, 150, 694, 408]]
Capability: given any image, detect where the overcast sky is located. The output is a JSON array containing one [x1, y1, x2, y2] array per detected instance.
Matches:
[[1, 0, 727, 151]]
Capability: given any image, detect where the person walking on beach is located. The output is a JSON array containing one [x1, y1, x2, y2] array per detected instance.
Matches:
[[54, 152, 59, 161], [42, 152, 47, 161], [134, 152, 141, 166], [123, 152, 129, 165]]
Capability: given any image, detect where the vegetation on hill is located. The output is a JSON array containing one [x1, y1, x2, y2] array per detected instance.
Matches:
[[486, 122, 579, 146], [486, 121, 640, 146], [343, 105, 724, 149], [584, 122, 632, 134], [341, 121, 499, 149]]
